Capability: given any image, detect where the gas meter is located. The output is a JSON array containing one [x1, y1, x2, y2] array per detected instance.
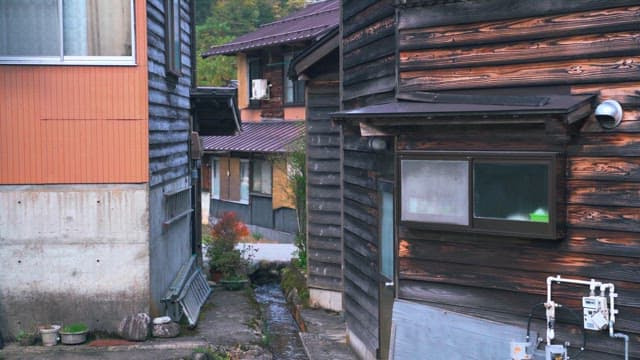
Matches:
[[582, 296, 609, 330]]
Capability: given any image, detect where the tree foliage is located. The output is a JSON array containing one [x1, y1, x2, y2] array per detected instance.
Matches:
[[195, 0, 306, 86]]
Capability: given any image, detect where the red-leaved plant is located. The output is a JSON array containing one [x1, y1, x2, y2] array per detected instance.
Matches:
[[208, 212, 252, 279]]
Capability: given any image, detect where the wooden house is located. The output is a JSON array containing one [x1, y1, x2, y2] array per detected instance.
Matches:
[[200, 0, 338, 241], [201, 120, 304, 240], [289, 27, 342, 310], [0, 0, 227, 338], [330, 1, 640, 359]]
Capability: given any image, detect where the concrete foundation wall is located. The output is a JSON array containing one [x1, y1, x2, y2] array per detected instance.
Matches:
[[348, 327, 376, 360], [0, 184, 150, 338], [309, 288, 342, 312], [148, 176, 192, 316]]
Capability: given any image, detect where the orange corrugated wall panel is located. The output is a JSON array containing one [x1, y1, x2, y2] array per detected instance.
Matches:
[[0, 0, 148, 184]]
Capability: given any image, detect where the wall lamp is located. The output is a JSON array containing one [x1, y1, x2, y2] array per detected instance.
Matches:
[[595, 100, 623, 129], [367, 138, 388, 151]]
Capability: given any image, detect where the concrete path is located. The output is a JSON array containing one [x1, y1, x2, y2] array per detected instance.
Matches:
[[0, 285, 356, 360], [299, 308, 356, 360], [0, 288, 265, 360]]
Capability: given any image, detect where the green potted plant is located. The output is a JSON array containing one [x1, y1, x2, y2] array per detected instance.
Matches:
[[15, 330, 37, 346], [206, 212, 254, 290], [59, 323, 88, 345]]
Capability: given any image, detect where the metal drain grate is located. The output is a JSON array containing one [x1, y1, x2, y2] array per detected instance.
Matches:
[[162, 255, 212, 326]]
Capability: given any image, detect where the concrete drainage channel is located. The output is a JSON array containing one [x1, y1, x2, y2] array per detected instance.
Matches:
[[251, 264, 308, 360]]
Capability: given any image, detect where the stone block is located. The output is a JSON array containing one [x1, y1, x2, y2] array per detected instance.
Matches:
[[117, 313, 151, 341], [152, 321, 180, 338]]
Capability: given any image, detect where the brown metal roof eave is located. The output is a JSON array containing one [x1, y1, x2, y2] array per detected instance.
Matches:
[[201, 121, 304, 153], [202, 0, 339, 58], [331, 95, 595, 123], [202, 26, 333, 57]]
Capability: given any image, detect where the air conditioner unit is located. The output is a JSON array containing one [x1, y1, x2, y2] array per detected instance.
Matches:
[[251, 79, 270, 100]]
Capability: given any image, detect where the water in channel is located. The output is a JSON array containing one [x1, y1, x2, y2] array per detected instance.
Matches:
[[254, 283, 308, 360]]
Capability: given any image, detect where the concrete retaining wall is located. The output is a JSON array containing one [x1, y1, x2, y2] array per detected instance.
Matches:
[[0, 184, 150, 337]]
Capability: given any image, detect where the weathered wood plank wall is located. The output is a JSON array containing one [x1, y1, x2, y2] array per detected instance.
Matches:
[[148, 0, 192, 187], [342, 0, 396, 110], [306, 75, 343, 292], [342, 127, 381, 353], [340, 0, 398, 353], [394, 1, 640, 358], [146, 0, 194, 314]]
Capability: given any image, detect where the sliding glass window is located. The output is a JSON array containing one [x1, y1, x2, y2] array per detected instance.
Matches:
[[0, 0, 135, 65]]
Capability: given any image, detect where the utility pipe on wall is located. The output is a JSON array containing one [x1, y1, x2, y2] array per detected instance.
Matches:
[[546, 275, 628, 360]]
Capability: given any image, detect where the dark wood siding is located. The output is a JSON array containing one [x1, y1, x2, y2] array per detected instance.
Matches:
[[148, 0, 192, 188], [146, 0, 194, 315], [394, 2, 640, 358], [342, 0, 396, 110], [342, 126, 381, 353], [306, 75, 343, 292]]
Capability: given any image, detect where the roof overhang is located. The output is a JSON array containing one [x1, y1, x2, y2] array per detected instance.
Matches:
[[191, 87, 241, 136], [201, 121, 304, 154], [202, 0, 339, 58], [289, 27, 339, 80], [332, 92, 595, 136]]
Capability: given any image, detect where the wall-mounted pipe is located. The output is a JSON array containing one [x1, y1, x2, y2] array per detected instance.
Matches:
[[547, 275, 628, 359]]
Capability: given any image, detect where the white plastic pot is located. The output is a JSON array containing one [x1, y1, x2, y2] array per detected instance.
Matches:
[[39, 325, 60, 346]]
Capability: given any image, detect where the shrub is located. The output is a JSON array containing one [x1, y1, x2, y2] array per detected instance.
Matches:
[[207, 212, 254, 280]]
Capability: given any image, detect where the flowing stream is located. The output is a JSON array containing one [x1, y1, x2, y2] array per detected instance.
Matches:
[[254, 283, 308, 360]]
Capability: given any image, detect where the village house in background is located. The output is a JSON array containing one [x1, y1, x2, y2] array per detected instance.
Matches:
[[328, 1, 640, 359], [0, 0, 231, 338], [200, 0, 338, 243]]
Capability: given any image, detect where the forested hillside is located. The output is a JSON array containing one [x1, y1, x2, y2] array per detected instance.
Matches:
[[196, 0, 306, 86]]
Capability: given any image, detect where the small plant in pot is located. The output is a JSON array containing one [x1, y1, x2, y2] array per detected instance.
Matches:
[[59, 323, 88, 345], [15, 330, 37, 346], [206, 212, 255, 290]]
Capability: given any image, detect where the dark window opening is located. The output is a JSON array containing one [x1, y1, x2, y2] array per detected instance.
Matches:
[[283, 54, 305, 105], [165, 0, 181, 76], [248, 57, 262, 108]]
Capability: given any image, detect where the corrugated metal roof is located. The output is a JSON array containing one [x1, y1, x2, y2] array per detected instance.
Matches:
[[202, 121, 304, 153], [202, 0, 339, 57]]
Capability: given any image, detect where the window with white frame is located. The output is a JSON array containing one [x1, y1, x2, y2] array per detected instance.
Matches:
[[211, 157, 250, 204], [0, 0, 135, 65], [211, 157, 221, 199], [252, 159, 272, 195], [240, 159, 249, 203]]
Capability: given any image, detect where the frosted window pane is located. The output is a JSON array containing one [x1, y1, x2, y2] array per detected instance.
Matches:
[[380, 190, 394, 279], [240, 161, 249, 202], [401, 160, 469, 225], [212, 159, 220, 199], [474, 162, 549, 222], [251, 160, 272, 195], [0, 0, 60, 56], [261, 161, 272, 195], [63, 0, 132, 56]]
